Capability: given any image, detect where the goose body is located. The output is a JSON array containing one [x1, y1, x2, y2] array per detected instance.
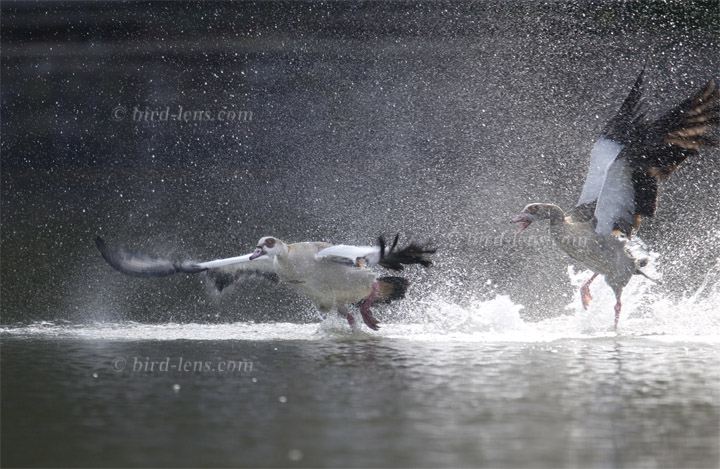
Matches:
[[512, 72, 719, 329], [547, 210, 635, 292], [96, 235, 435, 331], [249, 239, 377, 311]]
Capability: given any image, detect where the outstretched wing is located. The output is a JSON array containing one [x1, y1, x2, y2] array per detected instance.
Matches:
[[570, 74, 719, 237], [571, 71, 646, 225], [315, 235, 436, 271], [639, 78, 719, 180], [95, 237, 275, 289]]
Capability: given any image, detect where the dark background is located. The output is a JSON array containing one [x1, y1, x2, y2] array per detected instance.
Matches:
[[2, 0, 719, 324]]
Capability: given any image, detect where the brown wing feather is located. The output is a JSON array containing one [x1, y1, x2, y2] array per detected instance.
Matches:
[[639, 79, 719, 179], [620, 79, 719, 236]]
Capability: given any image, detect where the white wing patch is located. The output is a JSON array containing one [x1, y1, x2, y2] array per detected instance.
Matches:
[[593, 158, 635, 235], [577, 137, 625, 206], [197, 253, 255, 269], [315, 245, 382, 266]]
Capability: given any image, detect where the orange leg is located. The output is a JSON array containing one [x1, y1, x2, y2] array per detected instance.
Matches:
[[359, 282, 380, 331], [580, 273, 599, 310]]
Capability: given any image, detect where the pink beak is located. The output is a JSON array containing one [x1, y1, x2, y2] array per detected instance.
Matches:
[[249, 247, 265, 260], [511, 214, 532, 233]]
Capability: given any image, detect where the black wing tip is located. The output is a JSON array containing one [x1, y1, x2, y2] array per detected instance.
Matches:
[[377, 234, 400, 262], [206, 269, 278, 293], [376, 234, 437, 271], [94, 236, 205, 278], [208, 270, 236, 292], [95, 236, 116, 266], [602, 69, 648, 143], [634, 67, 645, 87]]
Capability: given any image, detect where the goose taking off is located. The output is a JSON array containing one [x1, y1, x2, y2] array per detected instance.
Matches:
[[511, 71, 719, 329], [96, 235, 436, 331]]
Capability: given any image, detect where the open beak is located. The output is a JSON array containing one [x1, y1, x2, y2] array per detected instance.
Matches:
[[511, 214, 533, 233], [249, 246, 266, 260]]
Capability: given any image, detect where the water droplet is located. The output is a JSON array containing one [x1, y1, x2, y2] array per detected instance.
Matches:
[[278, 396, 287, 403], [251, 377, 257, 383], [288, 449, 303, 461], [92, 373, 98, 378], [172, 384, 181, 392]]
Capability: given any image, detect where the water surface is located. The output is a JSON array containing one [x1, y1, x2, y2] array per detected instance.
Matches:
[[2, 316, 718, 468]]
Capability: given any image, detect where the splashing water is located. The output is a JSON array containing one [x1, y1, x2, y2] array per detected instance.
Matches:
[[563, 239, 720, 338], [390, 238, 719, 342], [3, 241, 718, 343]]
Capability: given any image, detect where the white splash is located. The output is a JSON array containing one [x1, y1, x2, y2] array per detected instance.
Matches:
[[3, 252, 718, 343], [563, 240, 720, 338], [0, 321, 321, 342]]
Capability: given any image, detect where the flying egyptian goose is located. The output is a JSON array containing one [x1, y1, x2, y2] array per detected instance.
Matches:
[[96, 235, 436, 331], [511, 71, 719, 329]]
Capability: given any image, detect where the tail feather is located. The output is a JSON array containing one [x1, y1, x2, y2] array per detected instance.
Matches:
[[634, 268, 662, 285], [375, 276, 409, 304], [377, 234, 436, 271]]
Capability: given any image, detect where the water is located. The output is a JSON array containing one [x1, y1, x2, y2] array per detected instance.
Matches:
[[3, 281, 720, 468]]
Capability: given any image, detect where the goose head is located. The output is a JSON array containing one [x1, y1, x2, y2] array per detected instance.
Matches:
[[511, 203, 565, 232], [249, 236, 288, 260]]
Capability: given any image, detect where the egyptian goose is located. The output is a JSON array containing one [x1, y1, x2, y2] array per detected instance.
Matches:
[[96, 235, 435, 331], [511, 71, 719, 329]]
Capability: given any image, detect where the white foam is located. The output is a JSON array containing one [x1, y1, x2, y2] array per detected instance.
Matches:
[[563, 243, 720, 338], [0, 321, 321, 342], [3, 254, 718, 344]]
